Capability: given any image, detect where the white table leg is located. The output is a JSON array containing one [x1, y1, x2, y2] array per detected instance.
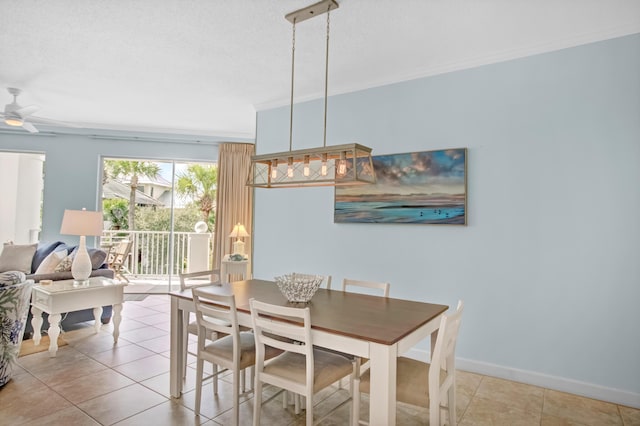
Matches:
[[48, 313, 62, 357], [369, 342, 397, 426], [170, 296, 184, 398], [112, 303, 123, 343], [93, 307, 103, 333], [31, 306, 43, 346]]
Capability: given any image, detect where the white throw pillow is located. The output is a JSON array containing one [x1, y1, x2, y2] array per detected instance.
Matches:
[[34, 249, 68, 274], [0, 243, 38, 273]]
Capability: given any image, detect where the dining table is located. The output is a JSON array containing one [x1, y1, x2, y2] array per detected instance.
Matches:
[[169, 279, 448, 426]]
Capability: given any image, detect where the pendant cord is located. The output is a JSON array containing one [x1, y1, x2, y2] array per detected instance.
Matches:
[[289, 18, 296, 152], [323, 6, 330, 148]]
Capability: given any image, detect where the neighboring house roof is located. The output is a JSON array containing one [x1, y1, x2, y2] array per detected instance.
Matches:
[[102, 180, 164, 206], [121, 174, 172, 188]]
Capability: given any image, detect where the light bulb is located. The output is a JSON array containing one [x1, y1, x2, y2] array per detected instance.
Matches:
[[271, 159, 278, 179], [337, 152, 347, 176], [321, 153, 328, 176], [303, 155, 310, 177], [287, 157, 293, 178], [5, 117, 23, 127]]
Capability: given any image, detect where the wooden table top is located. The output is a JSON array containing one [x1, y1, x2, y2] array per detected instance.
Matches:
[[170, 279, 448, 346]]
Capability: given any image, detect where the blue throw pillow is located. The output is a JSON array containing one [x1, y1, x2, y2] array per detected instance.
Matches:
[[67, 246, 108, 270], [88, 249, 108, 269]]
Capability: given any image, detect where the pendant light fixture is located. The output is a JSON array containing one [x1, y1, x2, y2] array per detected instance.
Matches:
[[247, 0, 376, 188]]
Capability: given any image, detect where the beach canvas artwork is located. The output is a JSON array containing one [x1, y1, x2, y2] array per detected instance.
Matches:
[[334, 148, 467, 225]]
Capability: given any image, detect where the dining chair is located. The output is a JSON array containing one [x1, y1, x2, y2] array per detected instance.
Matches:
[[352, 300, 464, 426], [336, 279, 390, 389], [178, 269, 222, 381], [192, 288, 280, 425], [341, 278, 390, 297], [250, 298, 355, 426]]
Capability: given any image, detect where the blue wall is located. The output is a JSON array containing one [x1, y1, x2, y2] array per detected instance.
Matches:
[[0, 128, 249, 244], [254, 34, 640, 405]]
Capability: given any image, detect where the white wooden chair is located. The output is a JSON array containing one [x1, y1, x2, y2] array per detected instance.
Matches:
[[341, 278, 390, 297], [337, 279, 391, 389], [250, 298, 356, 426], [353, 300, 464, 426], [178, 269, 222, 381], [192, 289, 280, 425]]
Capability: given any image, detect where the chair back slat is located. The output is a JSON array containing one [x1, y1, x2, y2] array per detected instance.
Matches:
[[192, 288, 238, 338], [342, 278, 390, 297], [250, 299, 311, 352], [179, 269, 221, 291]]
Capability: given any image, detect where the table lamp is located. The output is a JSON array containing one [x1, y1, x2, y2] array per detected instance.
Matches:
[[60, 208, 104, 283], [228, 223, 249, 256]]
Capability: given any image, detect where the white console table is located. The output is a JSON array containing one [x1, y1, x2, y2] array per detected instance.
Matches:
[[30, 277, 126, 357], [220, 255, 250, 283]]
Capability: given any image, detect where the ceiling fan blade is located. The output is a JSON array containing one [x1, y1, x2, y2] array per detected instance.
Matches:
[[15, 105, 40, 117], [21, 121, 39, 133], [26, 115, 80, 128]]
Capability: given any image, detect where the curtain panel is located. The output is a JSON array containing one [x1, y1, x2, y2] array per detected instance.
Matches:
[[213, 143, 254, 271]]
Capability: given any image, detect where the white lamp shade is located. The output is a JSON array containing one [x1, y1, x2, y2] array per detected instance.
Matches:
[[60, 209, 104, 236], [228, 223, 249, 239]]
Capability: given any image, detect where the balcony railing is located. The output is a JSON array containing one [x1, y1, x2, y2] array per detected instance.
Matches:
[[100, 230, 213, 278]]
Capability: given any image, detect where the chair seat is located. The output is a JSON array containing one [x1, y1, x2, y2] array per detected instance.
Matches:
[[359, 356, 447, 408], [264, 348, 353, 392], [316, 346, 367, 363], [187, 321, 224, 341], [202, 332, 256, 369], [187, 320, 249, 338], [203, 331, 282, 369]]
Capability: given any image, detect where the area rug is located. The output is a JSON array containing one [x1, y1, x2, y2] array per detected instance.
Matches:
[[19, 335, 67, 357]]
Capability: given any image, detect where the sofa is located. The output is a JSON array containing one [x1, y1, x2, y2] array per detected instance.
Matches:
[[0, 241, 115, 338], [0, 271, 34, 387]]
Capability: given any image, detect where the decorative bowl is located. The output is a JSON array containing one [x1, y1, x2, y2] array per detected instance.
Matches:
[[275, 273, 324, 303]]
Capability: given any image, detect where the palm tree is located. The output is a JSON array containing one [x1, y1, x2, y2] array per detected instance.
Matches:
[[175, 164, 218, 225], [104, 160, 160, 230]]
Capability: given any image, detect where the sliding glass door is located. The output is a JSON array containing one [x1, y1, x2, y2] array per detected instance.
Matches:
[[101, 157, 216, 290]]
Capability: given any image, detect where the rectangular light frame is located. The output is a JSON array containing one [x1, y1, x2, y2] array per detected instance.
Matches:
[[247, 143, 376, 188]]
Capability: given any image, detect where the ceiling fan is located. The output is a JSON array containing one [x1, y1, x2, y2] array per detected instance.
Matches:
[[1, 87, 79, 133]]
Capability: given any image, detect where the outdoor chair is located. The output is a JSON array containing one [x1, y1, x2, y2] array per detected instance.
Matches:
[[107, 240, 132, 283]]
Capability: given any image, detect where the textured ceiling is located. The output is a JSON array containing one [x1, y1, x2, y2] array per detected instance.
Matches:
[[1, 0, 639, 138]]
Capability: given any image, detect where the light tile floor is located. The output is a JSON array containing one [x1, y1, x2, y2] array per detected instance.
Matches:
[[2, 294, 638, 425]]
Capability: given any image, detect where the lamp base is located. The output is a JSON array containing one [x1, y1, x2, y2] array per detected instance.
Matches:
[[232, 240, 245, 256], [71, 236, 93, 282]]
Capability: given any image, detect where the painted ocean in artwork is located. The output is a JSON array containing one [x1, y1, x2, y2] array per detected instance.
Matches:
[[334, 148, 467, 225]]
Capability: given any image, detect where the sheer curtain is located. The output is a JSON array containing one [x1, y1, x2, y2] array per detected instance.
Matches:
[[213, 143, 254, 270]]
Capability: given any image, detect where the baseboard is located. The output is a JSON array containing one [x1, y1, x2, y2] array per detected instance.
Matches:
[[403, 348, 640, 409]]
